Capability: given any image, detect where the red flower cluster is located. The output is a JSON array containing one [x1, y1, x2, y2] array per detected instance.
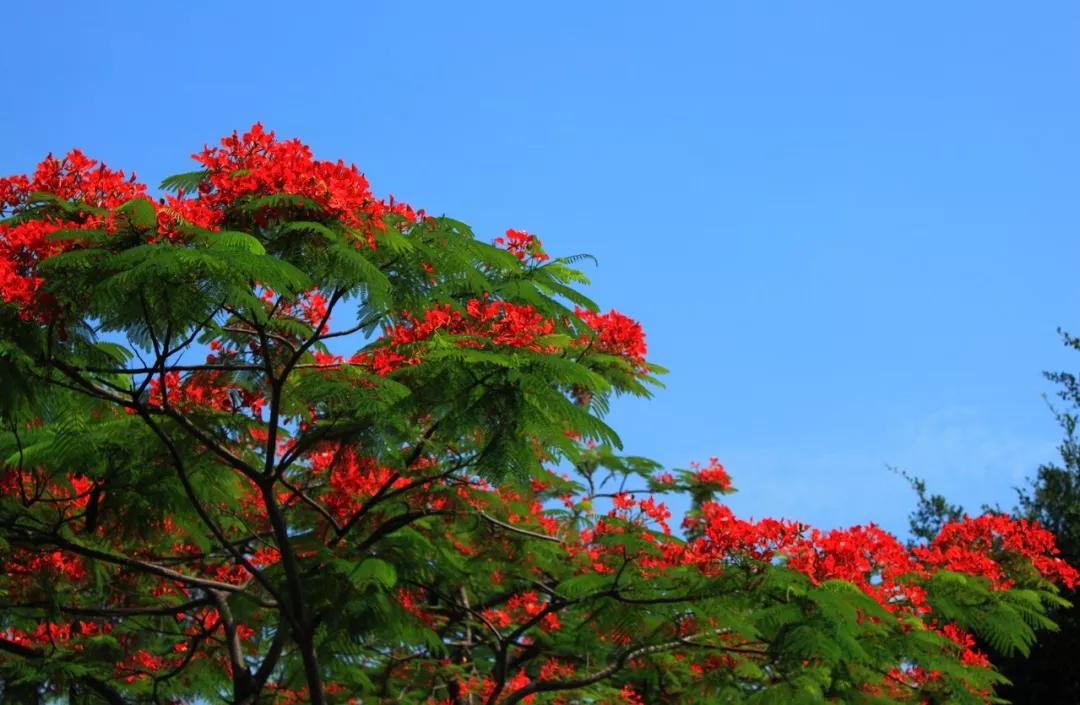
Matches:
[[682, 502, 804, 565], [483, 591, 561, 632], [1, 149, 146, 212], [786, 524, 919, 608], [574, 307, 648, 372], [313, 447, 406, 520], [560, 482, 1078, 680], [939, 622, 991, 667], [682, 503, 1077, 610], [145, 369, 264, 417], [494, 228, 549, 263], [1, 125, 425, 319], [610, 492, 672, 534], [691, 457, 732, 490], [175, 123, 423, 246], [0, 150, 147, 316], [388, 299, 557, 351], [914, 512, 1079, 590]]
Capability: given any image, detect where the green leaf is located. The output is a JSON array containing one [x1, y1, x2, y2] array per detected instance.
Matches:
[[557, 573, 611, 597], [193, 229, 266, 255], [339, 557, 398, 590], [159, 170, 208, 193], [117, 197, 157, 229]]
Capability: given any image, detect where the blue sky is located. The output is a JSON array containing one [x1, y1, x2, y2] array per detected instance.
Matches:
[[3, 1, 1079, 537]]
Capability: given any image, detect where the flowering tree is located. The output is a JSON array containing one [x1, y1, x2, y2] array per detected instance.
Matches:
[[0, 126, 1076, 705]]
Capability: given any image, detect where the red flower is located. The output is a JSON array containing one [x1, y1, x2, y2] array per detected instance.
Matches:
[[495, 228, 549, 263]]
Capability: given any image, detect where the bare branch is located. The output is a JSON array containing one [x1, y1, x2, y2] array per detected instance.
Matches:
[[475, 511, 562, 544]]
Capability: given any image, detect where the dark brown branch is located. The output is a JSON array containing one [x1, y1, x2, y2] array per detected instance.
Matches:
[[259, 484, 326, 705], [0, 635, 44, 660], [353, 510, 450, 554], [16, 530, 262, 596], [0, 598, 211, 618], [251, 628, 286, 695], [475, 511, 562, 544], [312, 311, 386, 342], [280, 476, 342, 534], [77, 363, 264, 375], [222, 325, 299, 353], [209, 589, 255, 699]]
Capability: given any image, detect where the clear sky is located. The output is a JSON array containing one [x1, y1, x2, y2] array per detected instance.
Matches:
[[3, 1, 1079, 537]]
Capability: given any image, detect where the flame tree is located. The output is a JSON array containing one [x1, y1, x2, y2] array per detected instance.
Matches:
[[0, 126, 1076, 705]]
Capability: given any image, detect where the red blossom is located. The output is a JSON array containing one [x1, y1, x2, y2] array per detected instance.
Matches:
[[0, 150, 147, 317], [574, 306, 648, 372], [495, 228, 549, 263], [691, 457, 731, 490]]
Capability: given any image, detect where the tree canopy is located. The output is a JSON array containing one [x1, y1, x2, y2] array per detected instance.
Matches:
[[0, 125, 1076, 704]]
